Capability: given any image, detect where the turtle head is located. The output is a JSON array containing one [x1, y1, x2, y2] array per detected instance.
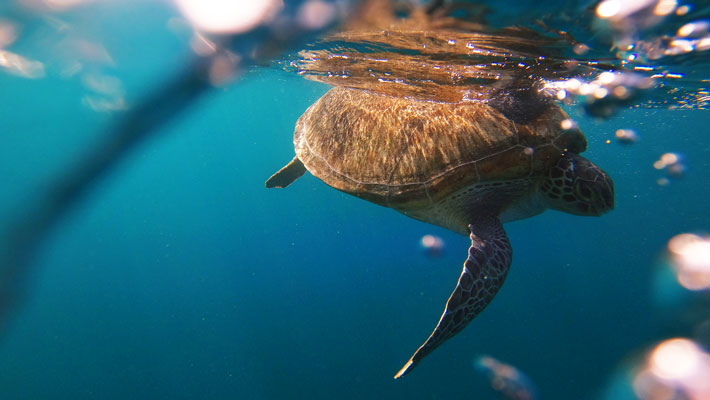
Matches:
[[541, 153, 614, 216]]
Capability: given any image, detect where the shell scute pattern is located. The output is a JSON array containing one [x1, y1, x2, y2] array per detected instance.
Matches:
[[295, 87, 586, 208]]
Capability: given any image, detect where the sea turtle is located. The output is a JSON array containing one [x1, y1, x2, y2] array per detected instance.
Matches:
[[265, 86, 614, 378]]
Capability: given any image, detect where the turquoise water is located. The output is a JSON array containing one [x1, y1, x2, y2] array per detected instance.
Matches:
[[1, 1, 709, 399]]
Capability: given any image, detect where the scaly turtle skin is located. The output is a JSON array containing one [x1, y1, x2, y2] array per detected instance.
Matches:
[[266, 86, 614, 378]]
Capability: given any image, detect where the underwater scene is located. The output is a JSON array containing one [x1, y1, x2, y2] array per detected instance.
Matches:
[[0, 0, 709, 399]]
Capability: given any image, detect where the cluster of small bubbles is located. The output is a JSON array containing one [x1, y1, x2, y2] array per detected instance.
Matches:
[[590, 0, 710, 111], [550, 72, 654, 118], [632, 338, 710, 400], [657, 19, 710, 58], [667, 233, 710, 291], [474, 355, 538, 400], [595, 0, 710, 66], [420, 234, 444, 258], [653, 152, 685, 185], [596, 0, 678, 49], [615, 128, 639, 144]]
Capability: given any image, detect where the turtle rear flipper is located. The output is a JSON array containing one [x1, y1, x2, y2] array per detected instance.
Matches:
[[395, 218, 512, 379], [265, 157, 306, 188]]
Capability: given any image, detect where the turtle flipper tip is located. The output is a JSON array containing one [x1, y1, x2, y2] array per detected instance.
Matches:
[[394, 359, 415, 379], [265, 156, 306, 189]]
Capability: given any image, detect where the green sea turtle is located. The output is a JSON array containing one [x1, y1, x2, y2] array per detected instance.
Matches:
[[265, 86, 614, 378]]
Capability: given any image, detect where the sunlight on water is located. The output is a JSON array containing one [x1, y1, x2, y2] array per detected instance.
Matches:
[[172, 0, 283, 34], [285, 0, 710, 114]]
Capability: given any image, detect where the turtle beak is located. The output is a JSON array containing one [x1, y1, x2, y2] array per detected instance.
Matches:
[[592, 170, 614, 215]]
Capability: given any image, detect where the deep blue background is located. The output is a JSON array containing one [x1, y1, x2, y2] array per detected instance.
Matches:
[[0, 2, 708, 399]]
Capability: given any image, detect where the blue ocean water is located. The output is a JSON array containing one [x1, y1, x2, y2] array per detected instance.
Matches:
[[0, 1, 709, 399]]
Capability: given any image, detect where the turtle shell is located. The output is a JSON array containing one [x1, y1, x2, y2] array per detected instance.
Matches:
[[294, 86, 586, 208]]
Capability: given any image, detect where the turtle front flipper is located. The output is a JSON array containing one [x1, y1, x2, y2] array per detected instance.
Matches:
[[394, 218, 512, 379], [265, 157, 306, 188]]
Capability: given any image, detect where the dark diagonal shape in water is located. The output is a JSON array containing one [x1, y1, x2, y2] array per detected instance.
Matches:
[[0, 51, 214, 334], [0, 3, 355, 336]]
